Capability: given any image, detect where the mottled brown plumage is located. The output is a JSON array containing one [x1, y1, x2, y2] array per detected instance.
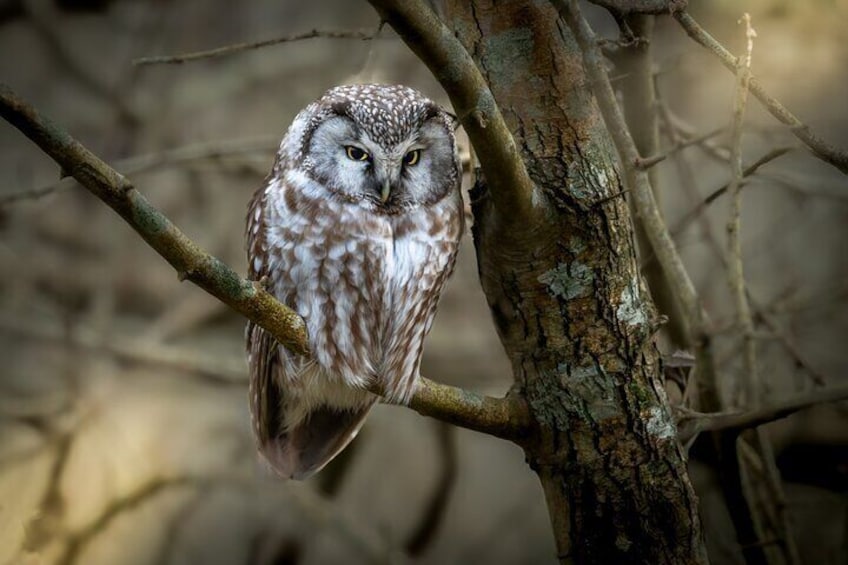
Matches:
[[246, 84, 463, 479]]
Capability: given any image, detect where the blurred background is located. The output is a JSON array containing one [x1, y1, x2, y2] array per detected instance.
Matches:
[[0, 0, 846, 563]]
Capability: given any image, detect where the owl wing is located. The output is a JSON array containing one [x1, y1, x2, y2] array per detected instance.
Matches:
[[380, 193, 464, 403], [248, 319, 374, 479], [246, 174, 375, 479]]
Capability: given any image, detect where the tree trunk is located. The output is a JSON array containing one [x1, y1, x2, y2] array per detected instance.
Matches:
[[442, 2, 708, 563]]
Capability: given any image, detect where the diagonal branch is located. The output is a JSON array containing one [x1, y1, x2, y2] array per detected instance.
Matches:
[[674, 11, 848, 175], [555, 0, 710, 348], [670, 146, 794, 237], [0, 83, 531, 442], [367, 0, 537, 224], [677, 384, 848, 442]]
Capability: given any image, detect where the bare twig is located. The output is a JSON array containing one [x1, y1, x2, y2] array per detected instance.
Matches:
[[0, 136, 279, 207], [654, 96, 829, 392], [133, 29, 381, 65], [664, 110, 732, 163], [674, 11, 848, 175], [588, 0, 685, 15], [56, 473, 403, 565], [663, 125, 727, 157], [725, 12, 757, 408], [671, 146, 795, 237], [634, 153, 666, 170], [22, 0, 140, 126], [405, 422, 458, 556], [677, 384, 848, 441], [617, 13, 689, 349], [724, 18, 800, 563], [0, 83, 531, 442], [0, 312, 247, 385], [367, 0, 538, 224], [748, 299, 827, 386]]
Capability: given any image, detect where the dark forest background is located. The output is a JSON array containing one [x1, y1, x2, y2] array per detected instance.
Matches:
[[1, 0, 846, 563]]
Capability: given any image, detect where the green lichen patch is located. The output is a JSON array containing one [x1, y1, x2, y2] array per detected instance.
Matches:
[[616, 278, 647, 327], [645, 406, 676, 441], [539, 261, 593, 300]]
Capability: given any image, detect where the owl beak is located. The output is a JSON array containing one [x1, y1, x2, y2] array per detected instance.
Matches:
[[380, 179, 391, 203]]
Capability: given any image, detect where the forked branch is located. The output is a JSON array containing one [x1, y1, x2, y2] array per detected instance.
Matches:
[[0, 83, 531, 442], [674, 11, 848, 175]]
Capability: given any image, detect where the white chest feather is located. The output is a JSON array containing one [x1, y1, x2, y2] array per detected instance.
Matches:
[[260, 174, 461, 407]]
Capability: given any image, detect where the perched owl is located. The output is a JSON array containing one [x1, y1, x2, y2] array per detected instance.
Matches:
[[245, 84, 464, 479]]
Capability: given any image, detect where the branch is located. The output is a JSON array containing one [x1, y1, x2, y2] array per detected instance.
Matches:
[[674, 11, 848, 175], [367, 0, 537, 224], [408, 381, 530, 441], [23, 0, 140, 126], [0, 312, 247, 386], [56, 473, 401, 565], [725, 12, 757, 406], [670, 146, 794, 237], [556, 0, 710, 345], [589, 0, 686, 16], [0, 83, 530, 442], [405, 422, 457, 556], [723, 17, 801, 564], [0, 136, 279, 207], [133, 29, 380, 66], [677, 385, 848, 441]]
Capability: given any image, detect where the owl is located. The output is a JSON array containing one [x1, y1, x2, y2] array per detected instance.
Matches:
[[245, 84, 464, 479]]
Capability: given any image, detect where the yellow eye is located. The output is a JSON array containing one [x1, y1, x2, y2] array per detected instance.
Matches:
[[345, 146, 369, 161], [403, 149, 420, 166]]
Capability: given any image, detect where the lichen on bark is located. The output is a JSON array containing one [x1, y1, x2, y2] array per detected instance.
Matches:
[[441, 1, 707, 562]]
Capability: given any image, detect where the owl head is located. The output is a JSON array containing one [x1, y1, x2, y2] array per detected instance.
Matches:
[[281, 84, 460, 214]]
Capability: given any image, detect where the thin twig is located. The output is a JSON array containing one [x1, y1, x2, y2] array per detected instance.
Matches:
[[0, 136, 280, 207], [405, 422, 458, 556], [636, 118, 726, 176], [724, 17, 801, 563], [671, 146, 795, 237], [617, 13, 690, 349], [634, 153, 666, 170], [725, 12, 757, 409], [674, 11, 848, 175], [0, 312, 247, 385], [0, 83, 532, 442], [133, 29, 380, 65], [655, 100, 829, 389], [23, 0, 140, 126], [677, 384, 848, 441]]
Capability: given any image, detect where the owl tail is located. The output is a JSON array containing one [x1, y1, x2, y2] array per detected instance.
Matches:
[[258, 401, 375, 480]]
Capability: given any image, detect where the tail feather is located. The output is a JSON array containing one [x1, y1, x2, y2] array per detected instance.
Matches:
[[258, 402, 375, 480]]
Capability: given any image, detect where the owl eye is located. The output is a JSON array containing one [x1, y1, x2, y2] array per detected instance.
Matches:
[[403, 149, 421, 167], [345, 146, 370, 162]]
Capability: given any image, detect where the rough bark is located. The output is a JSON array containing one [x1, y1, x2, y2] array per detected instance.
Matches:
[[440, 2, 707, 563]]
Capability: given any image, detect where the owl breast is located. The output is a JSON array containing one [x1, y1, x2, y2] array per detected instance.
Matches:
[[260, 169, 462, 410]]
